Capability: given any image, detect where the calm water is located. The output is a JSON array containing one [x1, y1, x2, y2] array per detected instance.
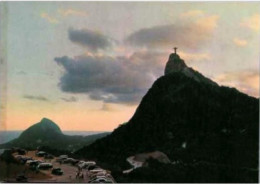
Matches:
[[0, 130, 106, 144]]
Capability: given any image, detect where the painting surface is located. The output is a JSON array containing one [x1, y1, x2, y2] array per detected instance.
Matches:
[[0, 2, 259, 183]]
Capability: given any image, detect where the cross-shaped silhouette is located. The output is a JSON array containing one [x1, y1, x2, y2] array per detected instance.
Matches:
[[173, 47, 178, 54]]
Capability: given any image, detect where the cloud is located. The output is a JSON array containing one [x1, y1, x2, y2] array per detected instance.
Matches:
[[125, 14, 219, 50], [40, 9, 87, 24], [58, 8, 87, 17], [180, 10, 204, 19], [214, 70, 259, 97], [55, 24, 214, 104], [61, 96, 78, 102], [23, 95, 49, 101], [233, 38, 248, 47], [68, 28, 114, 52], [40, 13, 59, 24], [240, 14, 260, 32], [54, 50, 166, 104], [101, 103, 115, 111], [178, 51, 211, 62]]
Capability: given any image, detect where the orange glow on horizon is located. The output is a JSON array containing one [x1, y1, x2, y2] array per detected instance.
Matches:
[[2, 98, 137, 131]]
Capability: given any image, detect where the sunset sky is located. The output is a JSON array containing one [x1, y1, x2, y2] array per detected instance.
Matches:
[[0, 2, 259, 131]]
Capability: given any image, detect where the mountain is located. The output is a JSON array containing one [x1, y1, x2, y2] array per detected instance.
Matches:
[[19, 118, 62, 140], [0, 118, 110, 151], [75, 53, 259, 182]]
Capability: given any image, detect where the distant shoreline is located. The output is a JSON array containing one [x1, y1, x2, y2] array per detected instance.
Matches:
[[0, 130, 110, 144], [0, 130, 110, 132]]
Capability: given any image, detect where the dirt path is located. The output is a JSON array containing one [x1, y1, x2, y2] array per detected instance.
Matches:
[[123, 156, 144, 174], [11, 151, 90, 183]]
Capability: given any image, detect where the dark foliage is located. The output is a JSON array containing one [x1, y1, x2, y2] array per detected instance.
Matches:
[[76, 72, 259, 183], [0, 150, 18, 164], [36, 146, 72, 157], [115, 159, 258, 183], [0, 118, 110, 152]]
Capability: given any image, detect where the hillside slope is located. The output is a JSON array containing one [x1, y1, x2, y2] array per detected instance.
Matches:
[[75, 54, 259, 182], [0, 118, 109, 151]]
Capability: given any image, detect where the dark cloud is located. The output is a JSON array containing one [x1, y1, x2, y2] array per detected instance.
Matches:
[[55, 16, 218, 104], [68, 28, 113, 52], [23, 95, 49, 101], [125, 16, 218, 50], [61, 96, 78, 102], [54, 51, 166, 104]]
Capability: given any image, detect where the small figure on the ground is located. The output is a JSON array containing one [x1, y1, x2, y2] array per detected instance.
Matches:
[[80, 173, 84, 179], [76, 171, 80, 179]]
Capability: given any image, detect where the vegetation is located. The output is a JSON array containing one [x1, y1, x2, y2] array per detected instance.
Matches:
[[0, 118, 110, 151], [76, 72, 259, 182], [0, 150, 18, 164], [36, 146, 71, 157], [114, 159, 258, 183]]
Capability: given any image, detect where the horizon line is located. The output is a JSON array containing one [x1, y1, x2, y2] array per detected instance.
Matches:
[[0, 129, 111, 132]]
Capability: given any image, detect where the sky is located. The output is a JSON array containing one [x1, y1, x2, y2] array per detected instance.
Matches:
[[0, 2, 259, 131]]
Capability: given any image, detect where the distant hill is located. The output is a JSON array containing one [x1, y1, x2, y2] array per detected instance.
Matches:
[[75, 53, 259, 183], [0, 118, 110, 151]]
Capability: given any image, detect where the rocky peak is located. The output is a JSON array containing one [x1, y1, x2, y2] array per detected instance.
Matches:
[[38, 118, 62, 132], [164, 52, 217, 86], [18, 118, 62, 140], [164, 53, 187, 75]]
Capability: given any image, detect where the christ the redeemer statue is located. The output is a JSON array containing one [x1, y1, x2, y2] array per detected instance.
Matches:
[[173, 47, 178, 54]]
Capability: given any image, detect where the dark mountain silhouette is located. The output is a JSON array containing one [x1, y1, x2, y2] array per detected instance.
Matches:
[[75, 53, 259, 183], [0, 118, 109, 151]]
